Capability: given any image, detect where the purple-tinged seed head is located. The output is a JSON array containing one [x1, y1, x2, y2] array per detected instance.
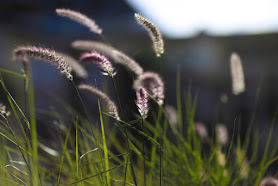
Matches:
[[71, 40, 144, 77], [135, 87, 149, 120], [80, 51, 117, 77], [133, 71, 164, 106]]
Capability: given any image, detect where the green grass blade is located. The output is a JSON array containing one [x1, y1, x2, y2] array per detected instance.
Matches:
[[255, 112, 277, 185], [0, 68, 25, 78], [176, 65, 183, 134], [98, 100, 110, 186], [27, 71, 40, 185], [0, 79, 30, 129], [0, 131, 31, 156], [57, 127, 71, 185]]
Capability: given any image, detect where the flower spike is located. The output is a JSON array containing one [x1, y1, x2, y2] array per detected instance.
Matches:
[[56, 8, 102, 34], [135, 13, 164, 57], [133, 71, 164, 106], [72, 40, 143, 76], [80, 51, 117, 77], [14, 46, 73, 80], [79, 84, 120, 121], [135, 87, 149, 120]]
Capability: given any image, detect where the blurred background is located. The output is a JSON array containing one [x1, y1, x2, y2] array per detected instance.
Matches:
[[1, 0, 278, 169]]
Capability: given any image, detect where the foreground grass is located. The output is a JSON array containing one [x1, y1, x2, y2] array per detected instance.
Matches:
[[0, 8, 278, 186]]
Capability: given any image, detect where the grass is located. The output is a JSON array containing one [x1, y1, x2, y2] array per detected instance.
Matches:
[[0, 8, 278, 186]]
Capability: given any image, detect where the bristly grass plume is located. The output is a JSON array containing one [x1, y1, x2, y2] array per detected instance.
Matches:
[[56, 8, 102, 34], [72, 40, 144, 76], [133, 71, 164, 106], [14, 46, 73, 80], [135, 87, 149, 120], [230, 52, 245, 95], [134, 13, 164, 57], [80, 51, 117, 77], [78, 84, 120, 121]]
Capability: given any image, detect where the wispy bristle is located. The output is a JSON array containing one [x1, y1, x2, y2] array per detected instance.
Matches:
[[80, 51, 117, 77], [58, 52, 88, 79], [14, 46, 73, 80], [56, 8, 102, 34], [71, 40, 144, 76], [135, 87, 149, 120], [78, 84, 120, 121], [134, 13, 164, 57], [133, 71, 164, 106], [230, 52, 245, 95]]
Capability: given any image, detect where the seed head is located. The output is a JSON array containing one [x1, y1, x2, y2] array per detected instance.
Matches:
[[56, 8, 102, 34], [71, 40, 143, 76], [14, 46, 73, 80], [133, 71, 164, 106], [230, 52, 245, 95], [134, 13, 164, 57], [135, 87, 149, 120], [80, 51, 117, 77], [78, 84, 120, 121]]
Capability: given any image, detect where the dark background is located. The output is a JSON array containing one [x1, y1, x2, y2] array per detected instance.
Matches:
[[1, 0, 278, 169]]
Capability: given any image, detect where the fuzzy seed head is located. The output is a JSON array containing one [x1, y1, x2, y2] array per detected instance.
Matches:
[[80, 51, 117, 77], [14, 46, 73, 80], [112, 50, 144, 76], [78, 84, 120, 121], [230, 52, 245, 95], [133, 71, 164, 106], [135, 13, 164, 57], [71, 40, 144, 77], [135, 87, 149, 120], [56, 8, 102, 34]]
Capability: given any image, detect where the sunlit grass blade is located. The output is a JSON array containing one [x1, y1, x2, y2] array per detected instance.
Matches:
[[255, 111, 277, 185], [57, 126, 71, 185], [98, 99, 110, 186], [0, 131, 31, 156], [0, 68, 25, 78], [27, 70, 41, 185]]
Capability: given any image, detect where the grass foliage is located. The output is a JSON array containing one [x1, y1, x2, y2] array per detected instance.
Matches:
[[0, 8, 278, 186]]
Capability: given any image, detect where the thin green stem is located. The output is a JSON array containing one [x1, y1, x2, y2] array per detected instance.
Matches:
[[71, 81, 96, 140], [110, 76, 137, 186], [1, 116, 32, 179], [142, 118, 146, 186], [98, 100, 110, 186]]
